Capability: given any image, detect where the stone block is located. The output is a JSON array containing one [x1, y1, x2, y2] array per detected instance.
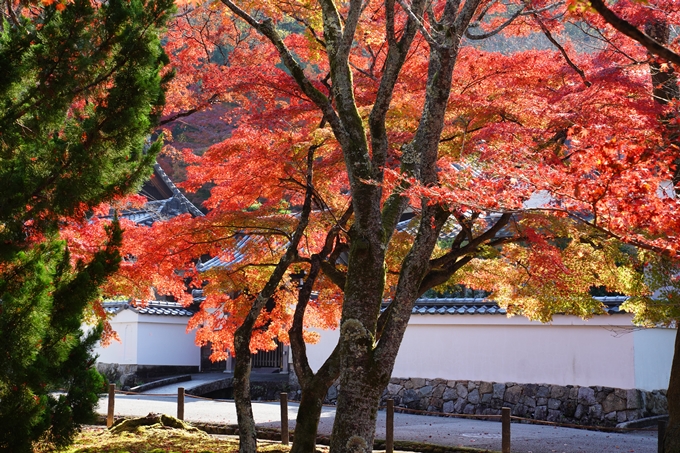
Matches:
[[411, 378, 426, 388], [432, 384, 445, 399], [588, 404, 603, 420], [481, 393, 492, 404], [447, 380, 457, 387], [418, 385, 433, 398], [464, 404, 476, 414], [650, 392, 668, 415], [524, 384, 538, 398], [402, 389, 418, 405], [386, 383, 402, 395], [456, 383, 468, 399], [615, 388, 627, 399], [626, 409, 640, 421], [574, 404, 585, 420], [404, 380, 415, 389], [512, 404, 527, 417], [617, 411, 627, 423], [468, 389, 480, 404], [454, 398, 467, 413], [563, 400, 577, 418], [443, 400, 454, 413], [468, 381, 479, 391], [493, 383, 506, 399], [534, 406, 547, 420], [605, 411, 617, 421], [602, 393, 626, 413], [443, 387, 458, 401], [626, 389, 641, 409], [327, 386, 338, 400], [504, 385, 522, 404], [547, 409, 561, 422], [548, 398, 561, 410], [537, 385, 550, 398], [550, 385, 568, 400], [578, 387, 597, 406], [480, 381, 493, 394], [537, 397, 548, 406], [524, 396, 536, 408], [569, 386, 579, 400]]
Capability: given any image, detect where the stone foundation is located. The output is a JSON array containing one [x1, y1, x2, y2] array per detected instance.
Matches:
[[379, 377, 668, 427], [97, 363, 199, 389]]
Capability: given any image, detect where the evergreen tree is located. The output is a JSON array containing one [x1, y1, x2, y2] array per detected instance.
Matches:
[[0, 0, 174, 449]]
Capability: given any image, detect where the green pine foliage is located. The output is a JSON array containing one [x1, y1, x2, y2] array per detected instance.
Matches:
[[0, 0, 175, 449], [0, 0, 174, 243]]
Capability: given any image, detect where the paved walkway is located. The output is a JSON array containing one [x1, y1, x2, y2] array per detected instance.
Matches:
[[140, 371, 287, 395], [97, 393, 658, 453]]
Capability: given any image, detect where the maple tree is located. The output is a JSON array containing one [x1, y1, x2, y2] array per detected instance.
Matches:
[[0, 0, 174, 449], [110, 0, 680, 452]]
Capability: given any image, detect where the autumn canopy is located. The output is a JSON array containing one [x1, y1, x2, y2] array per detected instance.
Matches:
[[3, 0, 680, 451]]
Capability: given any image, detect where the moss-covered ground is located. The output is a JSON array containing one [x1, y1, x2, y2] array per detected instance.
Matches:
[[57, 423, 495, 453]]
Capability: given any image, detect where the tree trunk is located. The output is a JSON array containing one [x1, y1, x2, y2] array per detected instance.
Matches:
[[665, 328, 680, 452], [645, 19, 680, 452], [328, 317, 385, 453], [289, 245, 345, 453], [233, 323, 258, 453], [290, 376, 333, 453]]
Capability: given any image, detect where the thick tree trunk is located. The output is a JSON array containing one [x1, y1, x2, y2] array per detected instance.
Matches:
[[665, 328, 680, 452], [327, 238, 387, 453], [233, 324, 258, 453], [329, 341, 384, 453], [290, 376, 333, 453]]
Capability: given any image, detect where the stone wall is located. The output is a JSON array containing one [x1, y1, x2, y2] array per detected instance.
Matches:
[[96, 363, 199, 389], [379, 377, 668, 427]]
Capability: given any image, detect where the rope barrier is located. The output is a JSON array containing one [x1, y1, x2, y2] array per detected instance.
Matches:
[[381, 404, 659, 432]]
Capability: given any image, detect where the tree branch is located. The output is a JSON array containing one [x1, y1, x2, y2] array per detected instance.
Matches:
[[533, 13, 591, 87], [220, 0, 348, 146], [588, 0, 680, 66]]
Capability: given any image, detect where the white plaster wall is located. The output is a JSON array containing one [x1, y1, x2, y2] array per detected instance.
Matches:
[[634, 327, 676, 391], [303, 314, 675, 390], [135, 317, 200, 366], [391, 321, 636, 388], [306, 327, 340, 373], [95, 320, 139, 364]]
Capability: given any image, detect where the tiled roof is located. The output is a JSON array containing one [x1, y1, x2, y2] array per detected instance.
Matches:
[[102, 300, 196, 317], [104, 163, 204, 227], [403, 296, 628, 315]]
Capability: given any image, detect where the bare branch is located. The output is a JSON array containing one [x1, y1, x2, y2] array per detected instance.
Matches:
[[533, 13, 591, 87], [588, 0, 680, 66], [220, 0, 347, 146], [465, 3, 526, 40], [396, 0, 439, 47]]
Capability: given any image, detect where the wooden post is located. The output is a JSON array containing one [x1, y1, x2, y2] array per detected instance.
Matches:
[[177, 387, 185, 421], [659, 420, 667, 453], [386, 399, 394, 453], [501, 407, 511, 453], [107, 384, 115, 428], [280, 392, 289, 445]]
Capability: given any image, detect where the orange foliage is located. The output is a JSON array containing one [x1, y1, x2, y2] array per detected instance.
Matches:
[[103, 0, 680, 359]]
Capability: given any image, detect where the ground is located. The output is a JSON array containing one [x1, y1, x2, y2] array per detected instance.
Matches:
[[49, 425, 492, 453]]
